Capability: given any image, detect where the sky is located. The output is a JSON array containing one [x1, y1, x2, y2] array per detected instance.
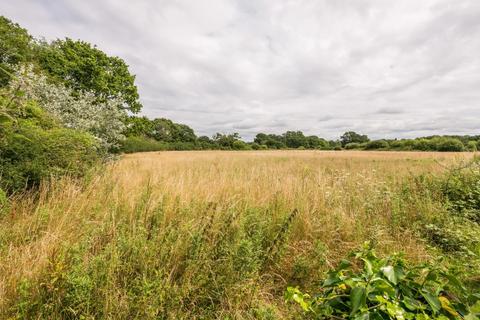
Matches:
[[1, 0, 480, 140]]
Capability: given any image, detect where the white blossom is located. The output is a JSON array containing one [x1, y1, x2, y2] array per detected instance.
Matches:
[[10, 64, 126, 150]]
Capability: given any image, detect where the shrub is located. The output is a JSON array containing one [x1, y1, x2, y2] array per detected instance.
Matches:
[[0, 88, 99, 193], [286, 243, 479, 319], [467, 141, 478, 152], [345, 142, 361, 150], [435, 138, 465, 152], [119, 136, 168, 153], [365, 139, 390, 150], [232, 140, 250, 150], [0, 123, 99, 192], [11, 64, 127, 151]]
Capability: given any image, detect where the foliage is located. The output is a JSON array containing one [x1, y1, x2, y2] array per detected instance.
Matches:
[[366, 140, 390, 150], [345, 142, 362, 150], [120, 136, 169, 153], [10, 64, 126, 150], [36, 38, 142, 113], [435, 138, 465, 152], [284, 131, 307, 149], [341, 131, 370, 147], [0, 16, 33, 86], [212, 132, 243, 149], [441, 160, 480, 223], [286, 243, 480, 319], [0, 97, 99, 192]]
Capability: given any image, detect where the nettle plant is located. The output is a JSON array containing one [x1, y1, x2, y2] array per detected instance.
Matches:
[[10, 64, 126, 150], [286, 243, 480, 319]]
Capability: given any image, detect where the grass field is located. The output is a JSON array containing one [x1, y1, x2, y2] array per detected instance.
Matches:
[[0, 151, 477, 319]]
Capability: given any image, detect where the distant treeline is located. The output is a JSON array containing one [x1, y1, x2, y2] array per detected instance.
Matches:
[[121, 117, 479, 153]]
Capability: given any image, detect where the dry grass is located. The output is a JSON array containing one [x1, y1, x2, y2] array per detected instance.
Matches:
[[0, 150, 472, 319]]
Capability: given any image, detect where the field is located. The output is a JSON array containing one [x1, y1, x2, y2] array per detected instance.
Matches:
[[0, 151, 478, 319]]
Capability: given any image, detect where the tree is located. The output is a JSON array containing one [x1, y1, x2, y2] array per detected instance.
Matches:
[[254, 133, 286, 149], [124, 116, 155, 137], [435, 137, 464, 152], [284, 131, 307, 148], [212, 133, 241, 149], [36, 38, 142, 113], [306, 135, 329, 149], [340, 131, 369, 147], [0, 16, 33, 86]]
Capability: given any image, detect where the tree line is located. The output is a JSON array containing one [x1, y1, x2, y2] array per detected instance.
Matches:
[[122, 117, 479, 153]]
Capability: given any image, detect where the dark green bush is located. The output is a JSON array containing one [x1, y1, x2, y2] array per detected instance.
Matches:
[[0, 97, 99, 193], [0, 123, 99, 192], [345, 142, 362, 150], [232, 140, 251, 150], [119, 136, 168, 153], [435, 138, 465, 152], [365, 139, 390, 150]]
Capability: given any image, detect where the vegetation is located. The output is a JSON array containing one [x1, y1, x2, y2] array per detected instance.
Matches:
[[287, 244, 479, 319], [1, 151, 480, 319], [0, 16, 138, 194]]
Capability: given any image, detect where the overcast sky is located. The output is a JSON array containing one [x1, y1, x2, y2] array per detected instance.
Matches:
[[2, 0, 480, 140]]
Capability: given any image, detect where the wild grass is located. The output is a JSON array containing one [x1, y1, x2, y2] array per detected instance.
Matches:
[[0, 150, 475, 319]]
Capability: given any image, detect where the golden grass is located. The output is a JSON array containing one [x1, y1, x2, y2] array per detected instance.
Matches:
[[0, 150, 473, 318]]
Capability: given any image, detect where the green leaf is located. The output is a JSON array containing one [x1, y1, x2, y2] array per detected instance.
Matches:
[[402, 296, 424, 311], [350, 286, 366, 315], [381, 265, 398, 285], [421, 291, 441, 313], [362, 258, 373, 276]]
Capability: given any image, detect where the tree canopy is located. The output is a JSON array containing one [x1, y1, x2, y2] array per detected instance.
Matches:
[[36, 38, 142, 113]]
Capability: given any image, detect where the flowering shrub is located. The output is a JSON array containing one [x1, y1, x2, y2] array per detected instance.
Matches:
[[10, 64, 126, 150]]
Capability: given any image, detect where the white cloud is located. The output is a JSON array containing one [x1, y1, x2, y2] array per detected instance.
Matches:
[[2, 0, 480, 140]]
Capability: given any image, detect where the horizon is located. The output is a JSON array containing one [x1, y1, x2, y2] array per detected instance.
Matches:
[[1, 0, 479, 140]]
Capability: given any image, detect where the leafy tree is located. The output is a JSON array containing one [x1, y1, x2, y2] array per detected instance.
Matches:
[[36, 38, 142, 113], [124, 116, 155, 137], [340, 131, 369, 147], [0, 16, 33, 86], [434, 138, 465, 152], [306, 135, 328, 149], [254, 133, 286, 149], [284, 131, 307, 148], [213, 132, 242, 149]]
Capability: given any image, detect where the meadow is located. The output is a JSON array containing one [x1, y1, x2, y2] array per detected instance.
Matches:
[[1, 150, 479, 319]]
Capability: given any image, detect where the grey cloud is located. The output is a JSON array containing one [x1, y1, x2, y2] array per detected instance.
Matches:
[[375, 107, 404, 115]]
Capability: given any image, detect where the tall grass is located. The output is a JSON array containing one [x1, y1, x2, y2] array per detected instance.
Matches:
[[0, 151, 474, 319]]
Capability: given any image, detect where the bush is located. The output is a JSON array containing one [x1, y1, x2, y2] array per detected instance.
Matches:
[[119, 136, 168, 153], [286, 243, 479, 319], [435, 138, 465, 152], [365, 139, 390, 150], [0, 90, 99, 193], [232, 140, 250, 150], [467, 141, 478, 152], [0, 124, 99, 192], [345, 142, 361, 150]]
